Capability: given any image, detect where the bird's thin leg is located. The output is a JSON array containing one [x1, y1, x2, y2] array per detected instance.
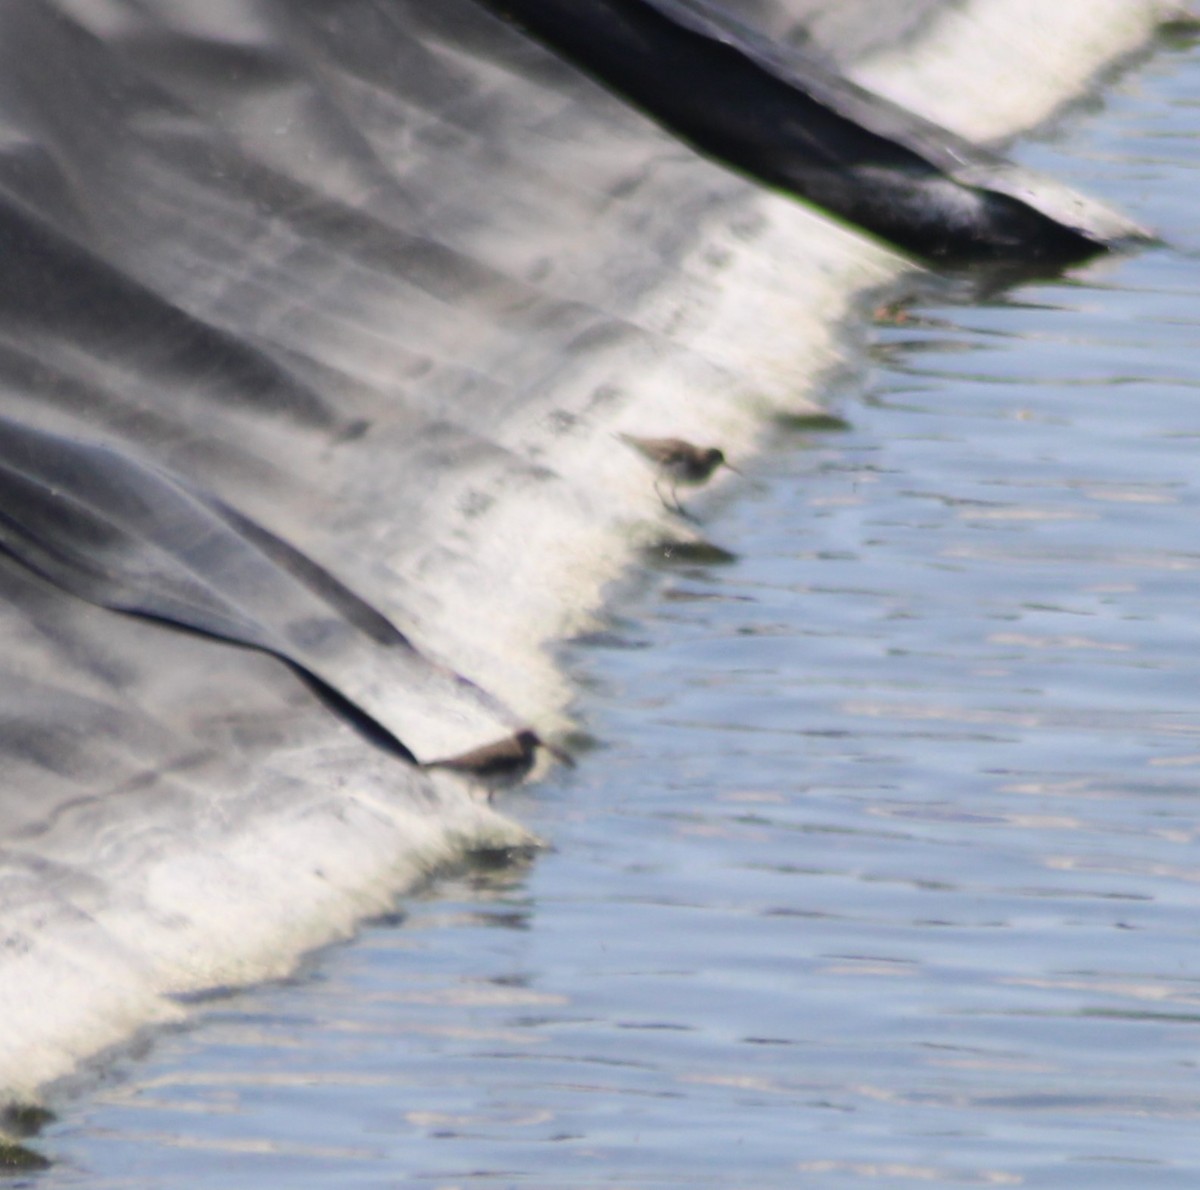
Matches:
[[648, 473, 698, 520]]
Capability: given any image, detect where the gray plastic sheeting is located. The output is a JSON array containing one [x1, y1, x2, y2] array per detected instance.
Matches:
[[0, 0, 1181, 1102], [477, 0, 1151, 258]]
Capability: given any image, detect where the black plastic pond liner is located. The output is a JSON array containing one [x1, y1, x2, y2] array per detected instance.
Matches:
[[475, 0, 1132, 264], [0, 0, 1172, 1110]]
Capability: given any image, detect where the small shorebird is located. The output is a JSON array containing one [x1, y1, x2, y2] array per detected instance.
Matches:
[[618, 433, 738, 515], [425, 729, 574, 797]]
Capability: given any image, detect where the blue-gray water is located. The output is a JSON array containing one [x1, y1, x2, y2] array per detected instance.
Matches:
[[33, 33, 1200, 1190]]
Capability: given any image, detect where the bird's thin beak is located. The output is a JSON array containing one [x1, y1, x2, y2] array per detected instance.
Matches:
[[542, 739, 577, 768]]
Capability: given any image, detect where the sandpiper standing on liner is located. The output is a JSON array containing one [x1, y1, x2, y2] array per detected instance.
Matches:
[[425, 729, 574, 799], [619, 433, 738, 515]]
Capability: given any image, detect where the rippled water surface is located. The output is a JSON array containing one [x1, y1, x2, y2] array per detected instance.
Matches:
[[35, 32, 1200, 1190]]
